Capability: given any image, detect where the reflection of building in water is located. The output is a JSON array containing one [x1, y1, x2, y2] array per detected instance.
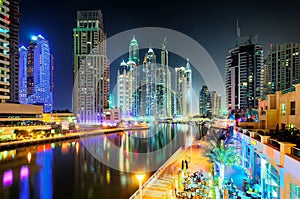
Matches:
[[35, 146, 53, 199]]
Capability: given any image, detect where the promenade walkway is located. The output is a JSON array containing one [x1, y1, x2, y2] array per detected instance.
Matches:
[[140, 144, 211, 199]]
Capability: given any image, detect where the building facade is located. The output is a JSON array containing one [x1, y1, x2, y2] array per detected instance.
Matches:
[[8, 0, 20, 103], [225, 23, 264, 110], [73, 10, 110, 123], [0, 0, 10, 102], [264, 43, 300, 95], [259, 84, 300, 130], [117, 61, 130, 116], [226, 40, 264, 110], [199, 85, 210, 116], [18, 35, 54, 113]]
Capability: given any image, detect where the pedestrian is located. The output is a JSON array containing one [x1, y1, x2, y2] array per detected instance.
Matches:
[[185, 160, 188, 169]]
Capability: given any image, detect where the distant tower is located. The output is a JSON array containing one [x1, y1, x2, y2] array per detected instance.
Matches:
[[199, 85, 210, 116], [18, 46, 28, 104], [175, 67, 186, 115], [144, 48, 156, 116], [117, 60, 130, 116], [185, 59, 192, 116], [73, 10, 110, 123], [129, 35, 140, 65], [20, 35, 54, 113]]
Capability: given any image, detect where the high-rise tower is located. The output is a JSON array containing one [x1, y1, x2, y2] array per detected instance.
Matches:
[[8, 0, 20, 103], [18, 46, 27, 104], [185, 59, 192, 116], [264, 43, 300, 95], [225, 21, 264, 109], [19, 35, 54, 113], [73, 10, 110, 123], [0, 0, 10, 102]]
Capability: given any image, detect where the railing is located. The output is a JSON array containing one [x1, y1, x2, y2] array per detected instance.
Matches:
[[253, 133, 261, 141], [292, 147, 300, 159], [129, 147, 183, 199], [267, 138, 280, 149], [281, 87, 295, 94]]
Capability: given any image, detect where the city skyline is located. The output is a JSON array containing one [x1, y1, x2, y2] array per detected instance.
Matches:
[[19, 0, 300, 110]]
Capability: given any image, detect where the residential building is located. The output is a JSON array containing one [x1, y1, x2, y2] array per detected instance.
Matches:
[[8, 0, 20, 102], [0, 0, 10, 102], [73, 10, 110, 123], [264, 43, 300, 95], [175, 67, 186, 115], [117, 60, 130, 116], [225, 21, 264, 109], [259, 84, 300, 130]]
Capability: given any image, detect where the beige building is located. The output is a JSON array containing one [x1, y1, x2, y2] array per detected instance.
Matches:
[[259, 84, 300, 130], [0, 103, 50, 134]]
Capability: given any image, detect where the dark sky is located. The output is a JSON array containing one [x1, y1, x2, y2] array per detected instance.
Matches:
[[20, 0, 300, 110]]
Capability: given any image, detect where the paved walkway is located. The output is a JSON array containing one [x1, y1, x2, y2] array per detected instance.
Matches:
[[141, 144, 211, 199]]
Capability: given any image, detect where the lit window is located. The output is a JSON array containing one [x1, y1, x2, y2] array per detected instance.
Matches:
[[281, 103, 286, 116]]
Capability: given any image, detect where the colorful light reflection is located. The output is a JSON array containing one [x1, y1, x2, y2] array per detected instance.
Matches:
[[3, 169, 13, 187], [20, 166, 29, 179]]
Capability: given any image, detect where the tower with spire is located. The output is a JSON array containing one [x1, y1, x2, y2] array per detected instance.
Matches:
[[185, 59, 192, 116]]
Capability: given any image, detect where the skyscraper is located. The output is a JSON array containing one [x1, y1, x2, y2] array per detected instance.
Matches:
[[264, 43, 300, 95], [18, 35, 54, 113], [73, 10, 110, 123], [0, 0, 10, 102], [175, 67, 186, 115], [199, 85, 210, 116], [117, 60, 130, 116], [18, 46, 27, 104], [144, 48, 156, 116], [185, 59, 192, 116], [225, 21, 264, 109], [8, 0, 20, 103]]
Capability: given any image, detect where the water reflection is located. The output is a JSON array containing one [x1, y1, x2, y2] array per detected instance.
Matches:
[[0, 124, 199, 199]]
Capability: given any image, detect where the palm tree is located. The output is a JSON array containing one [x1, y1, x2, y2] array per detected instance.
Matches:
[[206, 140, 241, 179]]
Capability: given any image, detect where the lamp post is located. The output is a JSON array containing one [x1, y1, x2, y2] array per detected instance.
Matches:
[[136, 174, 145, 199]]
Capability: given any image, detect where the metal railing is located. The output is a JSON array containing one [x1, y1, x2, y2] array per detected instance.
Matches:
[[129, 147, 183, 199]]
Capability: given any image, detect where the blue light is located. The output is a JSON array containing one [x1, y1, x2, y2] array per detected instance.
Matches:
[[31, 36, 37, 41]]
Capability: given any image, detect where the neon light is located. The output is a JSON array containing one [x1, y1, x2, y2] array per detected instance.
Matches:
[[3, 170, 13, 187]]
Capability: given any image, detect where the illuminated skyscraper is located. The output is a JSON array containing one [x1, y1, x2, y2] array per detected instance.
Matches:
[[8, 0, 20, 103], [185, 59, 192, 116], [144, 48, 156, 116], [18, 46, 27, 104], [117, 60, 130, 115], [175, 67, 186, 115], [225, 21, 264, 109], [73, 10, 110, 123], [18, 35, 54, 113], [156, 38, 171, 117], [264, 43, 300, 95], [0, 0, 10, 102], [199, 85, 210, 116]]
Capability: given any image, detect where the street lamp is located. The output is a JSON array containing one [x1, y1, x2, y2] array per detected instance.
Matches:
[[136, 173, 145, 199]]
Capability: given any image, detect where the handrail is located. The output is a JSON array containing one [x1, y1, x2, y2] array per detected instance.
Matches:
[[129, 147, 183, 199]]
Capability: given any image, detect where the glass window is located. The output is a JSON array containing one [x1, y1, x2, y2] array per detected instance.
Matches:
[[291, 101, 296, 115], [281, 103, 286, 116]]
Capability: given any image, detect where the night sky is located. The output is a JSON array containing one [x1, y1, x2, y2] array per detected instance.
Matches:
[[20, 0, 300, 110]]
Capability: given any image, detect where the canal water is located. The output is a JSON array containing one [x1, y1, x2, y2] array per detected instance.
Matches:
[[0, 123, 201, 199]]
